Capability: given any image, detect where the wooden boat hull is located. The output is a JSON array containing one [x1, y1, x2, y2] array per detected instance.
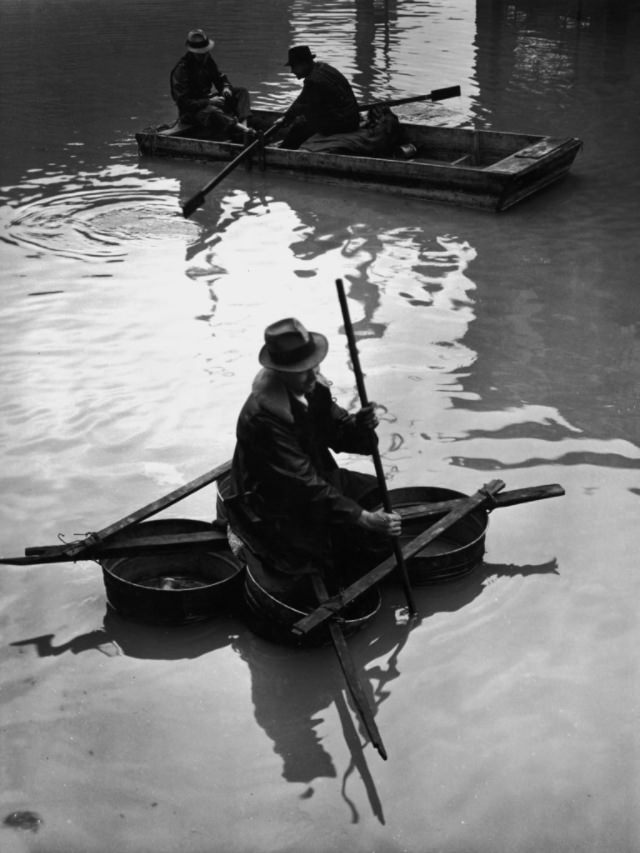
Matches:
[[136, 109, 582, 211]]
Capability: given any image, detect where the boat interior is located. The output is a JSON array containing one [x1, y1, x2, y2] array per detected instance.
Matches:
[[153, 110, 552, 171]]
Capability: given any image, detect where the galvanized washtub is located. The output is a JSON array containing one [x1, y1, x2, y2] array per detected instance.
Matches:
[[242, 549, 381, 647], [99, 518, 243, 624], [386, 486, 489, 584]]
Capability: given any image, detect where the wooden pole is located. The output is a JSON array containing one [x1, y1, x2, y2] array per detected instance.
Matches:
[[335, 277, 417, 616]]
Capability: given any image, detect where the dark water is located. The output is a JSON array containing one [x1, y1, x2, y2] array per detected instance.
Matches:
[[1, 2, 639, 852]]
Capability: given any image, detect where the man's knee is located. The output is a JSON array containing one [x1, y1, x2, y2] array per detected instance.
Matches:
[[196, 105, 235, 134]]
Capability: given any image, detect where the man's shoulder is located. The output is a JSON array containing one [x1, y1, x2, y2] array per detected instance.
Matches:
[[239, 369, 295, 425], [312, 61, 347, 81], [171, 54, 190, 75]]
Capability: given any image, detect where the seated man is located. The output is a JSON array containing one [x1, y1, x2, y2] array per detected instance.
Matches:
[[170, 28, 252, 139], [279, 46, 360, 150], [222, 317, 401, 586]]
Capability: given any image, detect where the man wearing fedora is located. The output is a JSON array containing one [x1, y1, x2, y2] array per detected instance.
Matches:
[[170, 28, 252, 139], [222, 318, 401, 583], [279, 46, 360, 149]]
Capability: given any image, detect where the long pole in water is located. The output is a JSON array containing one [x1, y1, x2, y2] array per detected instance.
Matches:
[[335, 278, 418, 617]]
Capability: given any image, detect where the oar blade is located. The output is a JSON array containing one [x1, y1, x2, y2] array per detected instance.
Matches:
[[181, 193, 205, 219], [430, 85, 461, 101]]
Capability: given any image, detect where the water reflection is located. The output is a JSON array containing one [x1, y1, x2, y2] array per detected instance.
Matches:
[[174, 173, 482, 484], [474, 0, 640, 140]]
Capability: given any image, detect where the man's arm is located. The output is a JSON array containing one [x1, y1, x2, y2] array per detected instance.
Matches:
[[253, 413, 363, 525], [207, 55, 231, 95]]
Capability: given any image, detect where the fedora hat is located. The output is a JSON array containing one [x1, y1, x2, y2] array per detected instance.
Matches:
[[186, 29, 215, 53], [259, 318, 328, 372], [284, 45, 316, 67]]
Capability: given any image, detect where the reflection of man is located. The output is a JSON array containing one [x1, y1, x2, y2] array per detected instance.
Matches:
[[223, 317, 400, 584], [170, 29, 252, 139], [233, 633, 337, 785], [279, 46, 360, 149]]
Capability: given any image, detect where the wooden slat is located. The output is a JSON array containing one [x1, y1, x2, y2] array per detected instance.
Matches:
[[398, 483, 564, 521], [25, 460, 232, 559], [311, 573, 387, 760], [293, 480, 505, 636], [3, 529, 229, 565]]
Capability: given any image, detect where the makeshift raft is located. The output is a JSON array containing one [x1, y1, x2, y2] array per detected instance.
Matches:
[[0, 459, 564, 632], [1, 463, 565, 759], [136, 107, 582, 212]]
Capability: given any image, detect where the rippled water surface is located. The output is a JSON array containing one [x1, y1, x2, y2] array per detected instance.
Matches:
[[1, 2, 639, 852]]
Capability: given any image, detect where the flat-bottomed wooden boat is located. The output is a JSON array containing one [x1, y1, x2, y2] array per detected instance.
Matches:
[[136, 108, 582, 212]]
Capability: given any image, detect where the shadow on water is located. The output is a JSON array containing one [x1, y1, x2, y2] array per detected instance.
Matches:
[[9, 607, 238, 661], [10, 556, 558, 823], [233, 555, 559, 823]]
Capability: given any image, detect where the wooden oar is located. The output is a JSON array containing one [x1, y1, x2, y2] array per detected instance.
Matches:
[[310, 573, 387, 760], [24, 459, 232, 560], [336, 277, 417, 617], [181, 121, 283, 218], [293, 479, 505, 637], [358, 85, 461, 112]]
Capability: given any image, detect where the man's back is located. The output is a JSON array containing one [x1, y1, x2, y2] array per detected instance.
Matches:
[[299, 61, 359, 132], [170, 53, 226, 116]]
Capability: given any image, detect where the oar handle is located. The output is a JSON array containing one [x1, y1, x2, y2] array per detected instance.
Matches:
[[335, 278, 417, 616]]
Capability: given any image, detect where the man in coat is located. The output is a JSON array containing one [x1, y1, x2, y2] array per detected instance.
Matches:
[[222, 318, 401, 582], [279, 46, 360, 149], [170, 28, 252, 139]]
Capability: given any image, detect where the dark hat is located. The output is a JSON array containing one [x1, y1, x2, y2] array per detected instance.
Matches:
[[259, 318, 328, 372], [186, 29, 215, 53], [285, 45, 316, 67]]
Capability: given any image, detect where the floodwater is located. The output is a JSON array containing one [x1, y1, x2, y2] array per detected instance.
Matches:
[[1, 1, 639, 851]]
